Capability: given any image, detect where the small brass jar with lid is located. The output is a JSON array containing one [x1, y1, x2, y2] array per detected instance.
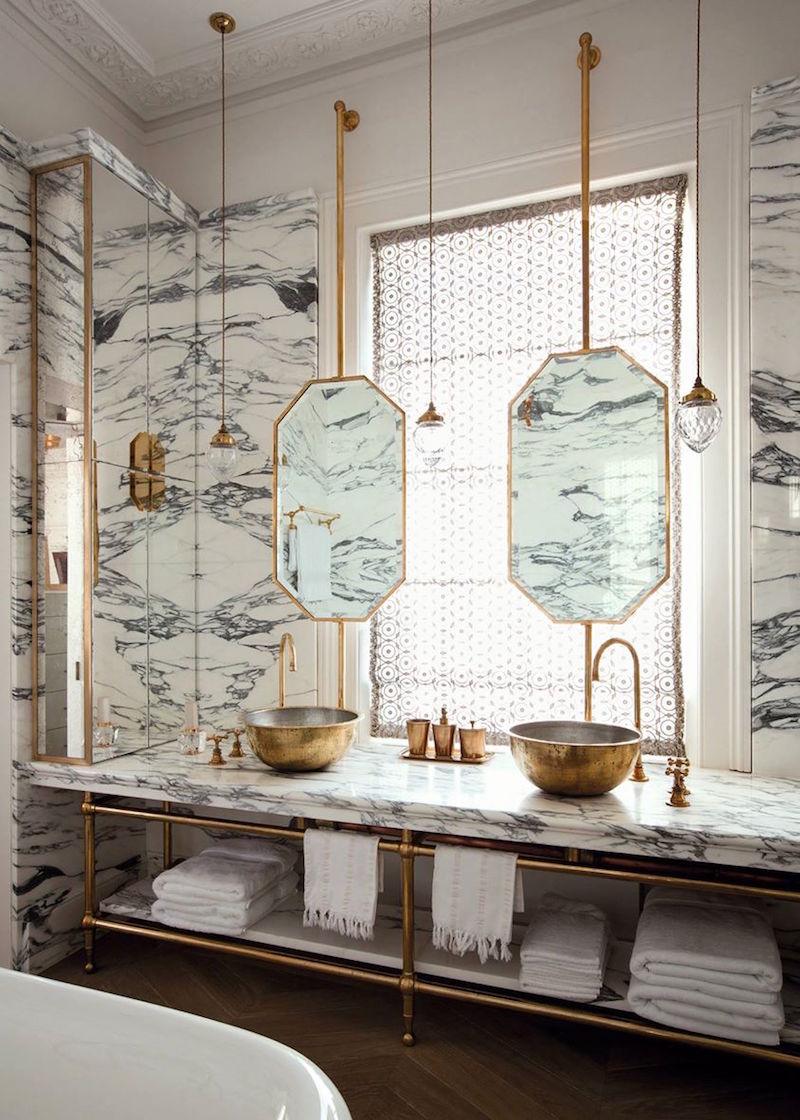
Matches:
[[459, 720, 486, 760]]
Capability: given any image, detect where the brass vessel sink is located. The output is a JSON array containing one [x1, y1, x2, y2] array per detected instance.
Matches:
[[245, 706, 360, 772], [509, 720, 640, 796]]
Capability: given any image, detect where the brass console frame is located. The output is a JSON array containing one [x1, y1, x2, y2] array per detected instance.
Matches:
[[80, 792, 800, 1067]]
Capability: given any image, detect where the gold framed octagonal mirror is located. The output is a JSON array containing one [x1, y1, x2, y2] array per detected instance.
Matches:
[[273, 374, 405, 621]]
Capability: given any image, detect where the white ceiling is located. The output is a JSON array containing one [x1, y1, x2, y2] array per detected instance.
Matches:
[[6, 0, 580, 125]]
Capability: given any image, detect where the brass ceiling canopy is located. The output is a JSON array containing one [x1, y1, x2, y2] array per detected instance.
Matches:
[[209, 12, 236, 33]]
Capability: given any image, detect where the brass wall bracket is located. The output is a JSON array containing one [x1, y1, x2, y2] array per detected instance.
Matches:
[[129, 432, 166, 511]]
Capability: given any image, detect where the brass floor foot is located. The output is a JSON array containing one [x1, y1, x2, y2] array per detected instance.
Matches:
[[84, 961, 96, 974], [402, 1031, 416, 1047]]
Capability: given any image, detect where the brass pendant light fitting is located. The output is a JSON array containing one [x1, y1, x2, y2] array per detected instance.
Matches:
[[676, 0, 722, 454], [207, 11, 240, 483]]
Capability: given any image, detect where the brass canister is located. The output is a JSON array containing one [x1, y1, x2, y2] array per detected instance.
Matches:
[[406, 719, 430, 758], [459, 721, 486, 760], [432, 707, 456, 759]]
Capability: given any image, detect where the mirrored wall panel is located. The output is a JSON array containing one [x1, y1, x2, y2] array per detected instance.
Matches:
[[509, 346, 669, 623], [274, 376, 405, 620]]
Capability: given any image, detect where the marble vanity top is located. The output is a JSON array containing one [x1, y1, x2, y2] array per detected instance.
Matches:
[[21, 743, 800, 874]]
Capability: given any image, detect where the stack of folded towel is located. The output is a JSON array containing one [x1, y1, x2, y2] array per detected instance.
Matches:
[[629, 887, 785, 1046], [519, 893, 611, 1001], [152, 838, 299, 937]]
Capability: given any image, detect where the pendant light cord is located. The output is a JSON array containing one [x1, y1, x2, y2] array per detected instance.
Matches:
[[427, 0, 434, 408], [694, 0, 702, 388], [221, 24, 227, 426]]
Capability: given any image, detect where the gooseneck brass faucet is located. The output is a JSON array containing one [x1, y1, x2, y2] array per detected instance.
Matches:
[[590, 637, 648, 783], [279, 632, 297, 708]]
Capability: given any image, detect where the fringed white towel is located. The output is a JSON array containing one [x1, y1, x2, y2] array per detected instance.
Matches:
[[631, 887, 783, 995], [432, 845, 523, 964], [303, 829, 382, 941], [151, 872, 298, 936], [153, 853, 291, 904]]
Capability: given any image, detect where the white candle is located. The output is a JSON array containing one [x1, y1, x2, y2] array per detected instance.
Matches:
[[185, 699, 199, 729], [97, 697, 110, 723]]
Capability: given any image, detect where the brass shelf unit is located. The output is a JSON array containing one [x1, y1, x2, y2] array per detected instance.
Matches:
[[81, 793, 800, 1068]]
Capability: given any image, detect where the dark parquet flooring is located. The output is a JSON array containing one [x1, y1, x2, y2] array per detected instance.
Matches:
[[45, 936, 799, 1119]]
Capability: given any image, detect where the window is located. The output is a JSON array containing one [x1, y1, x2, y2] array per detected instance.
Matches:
[[369, 176, 687, 752]]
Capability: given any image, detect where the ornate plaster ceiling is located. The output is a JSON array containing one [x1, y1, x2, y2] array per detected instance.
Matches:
[[6, 0, 579, 124]]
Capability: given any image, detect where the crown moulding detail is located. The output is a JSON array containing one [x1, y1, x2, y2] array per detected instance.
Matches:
[[7, 0, 578, 122]]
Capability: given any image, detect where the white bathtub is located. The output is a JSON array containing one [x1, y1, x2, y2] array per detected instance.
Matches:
[[2, 970, 351, 1120]]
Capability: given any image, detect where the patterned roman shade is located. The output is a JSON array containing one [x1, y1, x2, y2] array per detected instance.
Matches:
[[370, 176, 687, 752]]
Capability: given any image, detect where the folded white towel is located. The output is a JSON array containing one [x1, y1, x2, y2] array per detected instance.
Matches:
[[432, 845, 523, 964], [153, 854, 290, 904], [644, 887, 768, 918], [627, 975, 784, 1024], [303, 829, 382, 941], [296, 522, 331, 603], [631, 889, 783, 995], [152, 872, 298, 936], [520, 893, 610, 970], [201, 839, 298, 871], [628, 976, 783, 1047]]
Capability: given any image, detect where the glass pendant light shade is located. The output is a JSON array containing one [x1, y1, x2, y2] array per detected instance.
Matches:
[[207, 422, 239, 482], [413, 401, 446, 468], [676, 378, 722, 454]]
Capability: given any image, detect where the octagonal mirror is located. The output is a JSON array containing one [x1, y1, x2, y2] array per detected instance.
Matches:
[[509, 346, 669, 623], [274, 376, 405, 621]]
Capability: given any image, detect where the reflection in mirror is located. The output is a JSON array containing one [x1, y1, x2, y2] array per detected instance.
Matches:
[[509, 346, 669, 623], [92, 165, 148, 469], [274, 377, 405, 620], [35, 162, 87, 757]]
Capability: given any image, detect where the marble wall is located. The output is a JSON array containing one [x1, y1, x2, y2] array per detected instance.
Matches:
[[751, 77, 800, 778], [195, 192, 319, 729]]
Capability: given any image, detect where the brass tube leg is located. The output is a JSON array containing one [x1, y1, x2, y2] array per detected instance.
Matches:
[[162, 800, 172, 869], [81, 791, 97, 974], [400, 828, 416, 1046]]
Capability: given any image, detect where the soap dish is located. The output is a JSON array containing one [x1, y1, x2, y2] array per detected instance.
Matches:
[[399, 749, 495, 766]]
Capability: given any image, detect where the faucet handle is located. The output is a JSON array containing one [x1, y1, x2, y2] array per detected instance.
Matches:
[[228, 727, 245, 758], [665, 757, 690, 808], [207, 731, 230, 766]]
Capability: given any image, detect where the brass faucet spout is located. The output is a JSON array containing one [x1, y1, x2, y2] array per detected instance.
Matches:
[[278, 633, 297, 708], [590, 637, 647, 783]]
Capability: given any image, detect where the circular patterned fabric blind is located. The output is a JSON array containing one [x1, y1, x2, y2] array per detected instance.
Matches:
[[370, 175, 687, 752]]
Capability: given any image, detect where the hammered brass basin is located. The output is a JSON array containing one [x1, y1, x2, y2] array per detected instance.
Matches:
[[245, 706, 360, 772], [509, 720, 640, 796]]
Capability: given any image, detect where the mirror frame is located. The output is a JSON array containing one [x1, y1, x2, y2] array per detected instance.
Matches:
[[272, 374, 406, 623], [507, 344, 671, 625], [31, 155, 94, 763]]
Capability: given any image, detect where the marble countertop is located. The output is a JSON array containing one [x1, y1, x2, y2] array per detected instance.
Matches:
[[21, 743, 800, 874]]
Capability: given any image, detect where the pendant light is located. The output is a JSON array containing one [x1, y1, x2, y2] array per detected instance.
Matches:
[[412, 0, 447, 468], [207, 11, 239, 483], [676, 0, 722, 454]]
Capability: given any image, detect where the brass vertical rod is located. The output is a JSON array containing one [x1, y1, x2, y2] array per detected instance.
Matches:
[[220, 24, 227, 423], [400, 828, 416, 1046], [583, 621, 593, 721], [83, 157, 94, 762], [337, 619, 345, 709], [578, 32, 600, 351], [333, 100, 359, 379], [162, 800, 172, 869], [81, 792, 96, 973]]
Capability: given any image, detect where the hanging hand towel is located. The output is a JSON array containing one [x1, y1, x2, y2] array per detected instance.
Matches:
[[151, 871, 298, 936], [432, 845, 523, 964], [296, 522, 332, 603], [153, 853, 290, 904], [303, 829, 383, 941]]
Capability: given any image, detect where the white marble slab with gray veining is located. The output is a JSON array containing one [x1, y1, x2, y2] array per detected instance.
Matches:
[[21, 743, 800, 874]]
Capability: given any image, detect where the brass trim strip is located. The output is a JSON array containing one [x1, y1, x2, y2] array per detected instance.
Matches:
[[414, 979, 800, 1066], [92, 915, 400, 987]]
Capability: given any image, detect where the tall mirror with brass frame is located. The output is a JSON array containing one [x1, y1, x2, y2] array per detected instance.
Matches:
[[507, 34, 670, 785], [273, 102, 406, 705]]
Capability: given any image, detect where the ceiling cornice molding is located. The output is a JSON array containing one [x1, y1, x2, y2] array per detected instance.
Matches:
[[6, 0, 584, 123]]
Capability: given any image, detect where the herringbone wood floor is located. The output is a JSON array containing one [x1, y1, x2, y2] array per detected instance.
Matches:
[[46, 936, 798, 1119]]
